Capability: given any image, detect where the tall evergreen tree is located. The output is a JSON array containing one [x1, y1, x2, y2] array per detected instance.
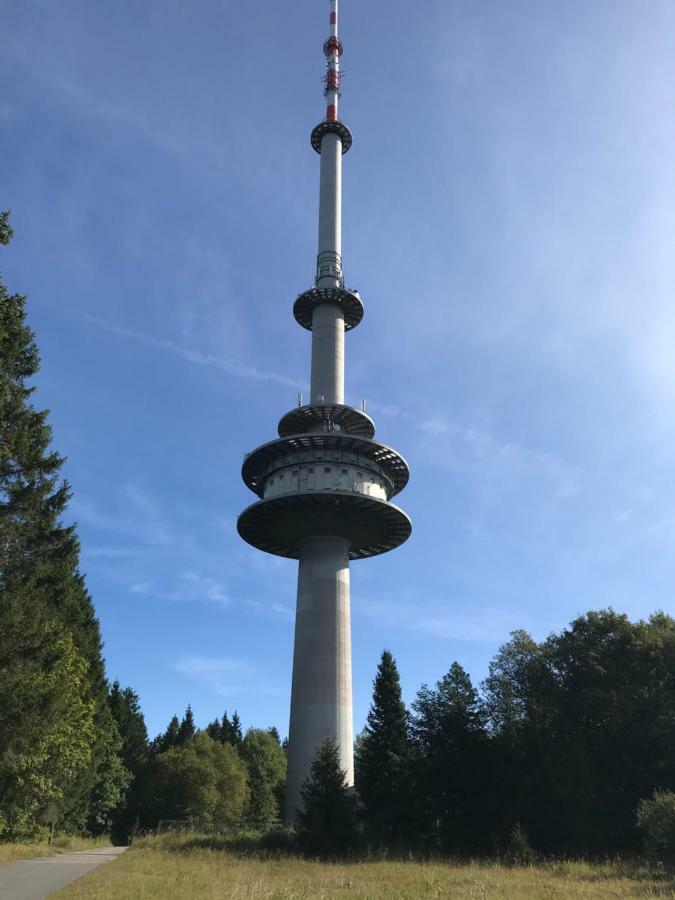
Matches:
[[109, 682, 149, 842], [298, 739, 357, 856], [413, 662, 490, 853], [0, 213, 126, 837], [205, 718, 222, 742], [177, 706, 196, 746], [220, 711, 232, 744], [153, 715, 181, 754], [355, 650, 412, 845], [229, 711, 243, 748]]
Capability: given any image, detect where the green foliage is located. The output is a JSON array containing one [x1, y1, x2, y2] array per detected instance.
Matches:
[[110, 682, 149, 775], [298, 739, 357, 856], [412, 661, 490, 852], [0, 625, 95, 839], [177, 706, 196, 746], [230, 711, 243, 748], [504, 823, 538, 866], [0, 211, 13, 245], [146, 733, 249, 828], [0, 213, 126, 838], [638, 790, 675, 865], [483, 610, 675, 855], [108, 682, 149, 841], [153, 715, 181, 754], [240, 728, 287, 826], [355, 651, 412, 845], [85, 707, 130, 834]]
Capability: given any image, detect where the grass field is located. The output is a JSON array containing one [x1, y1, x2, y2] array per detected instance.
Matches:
[[0, 835, 112, 864], [55, 834, 675, 899]]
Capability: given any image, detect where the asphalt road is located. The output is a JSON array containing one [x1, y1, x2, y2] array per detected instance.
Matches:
[[0, 846, 127, 899]]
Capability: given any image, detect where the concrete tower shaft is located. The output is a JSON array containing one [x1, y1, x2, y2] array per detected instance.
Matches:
[[237, 0, 410, 825], [285, 536, 353, 817]]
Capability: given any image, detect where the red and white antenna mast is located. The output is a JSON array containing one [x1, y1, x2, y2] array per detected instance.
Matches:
[[307, 0, 353, 295], [324, 0, 342, 122]]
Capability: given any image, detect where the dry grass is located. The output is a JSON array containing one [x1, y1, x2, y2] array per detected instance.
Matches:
[[0, 835, 111, 864], [55, 834, 675, 899]]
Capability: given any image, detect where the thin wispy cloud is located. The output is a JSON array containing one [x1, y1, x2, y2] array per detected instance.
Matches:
[[175, 655, 254, 697], [83, 315, 305, 391], [360, 597, 527, 645], [72, 485, 189, 549], [131, 572, 231, 608]]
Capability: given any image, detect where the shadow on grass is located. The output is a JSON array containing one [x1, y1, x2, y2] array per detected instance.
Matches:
[[139, 831, 675, 888]]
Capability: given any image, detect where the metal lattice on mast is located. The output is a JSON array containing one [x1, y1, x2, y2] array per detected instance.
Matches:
[[238, 0, 411, 823]]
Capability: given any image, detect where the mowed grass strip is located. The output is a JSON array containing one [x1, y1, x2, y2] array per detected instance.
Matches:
[[0, 835, 111, 864], [54, 835, 675, 899]]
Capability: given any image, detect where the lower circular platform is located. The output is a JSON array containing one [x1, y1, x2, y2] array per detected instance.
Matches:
[[237, 491, 412, 560], [278, 404, 375, 439], [293, 287, 363, 331]]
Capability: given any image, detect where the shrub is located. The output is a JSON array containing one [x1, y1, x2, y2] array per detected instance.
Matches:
[[637, 790, 675, 865], [504, 822, 538, 865]]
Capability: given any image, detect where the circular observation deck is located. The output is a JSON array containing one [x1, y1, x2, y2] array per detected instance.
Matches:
[[278, 404, 375, 439], [311, 120, 352, 154], [293, 287, 363, 331], [242, 433, 409, 500], [238, 491, 411, 560]]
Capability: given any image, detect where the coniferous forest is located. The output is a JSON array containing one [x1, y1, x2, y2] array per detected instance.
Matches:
[[1, 212, 674, 861]]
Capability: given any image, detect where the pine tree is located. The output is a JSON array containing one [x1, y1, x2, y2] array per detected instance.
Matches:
[[0, 213, 126, 837], [177, 706, 196, 746], [355, 650, 412, 845], [298, 739, 357, 855]]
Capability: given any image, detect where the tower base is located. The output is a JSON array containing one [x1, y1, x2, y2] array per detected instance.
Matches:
[[285, 535, 353, 824]]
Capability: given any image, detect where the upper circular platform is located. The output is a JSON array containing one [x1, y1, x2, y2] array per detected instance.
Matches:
[[237, 492, 411, 560], [293, 287, 364, 331], [311, 120, 352, 154], [278, 404, 375, 439], [242, 433, 409, 499]]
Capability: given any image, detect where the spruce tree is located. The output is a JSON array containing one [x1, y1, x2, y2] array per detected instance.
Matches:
[[355, 650, 411, 845], [177, 706, 196, 746], [205, 718, 222, 742], [109, 682, 149, 842], [412, 662, 489, 852], [229, 711, 243, 748], [153, 715, 180, 753], [220, 710, 232, 743], [298, 739, 357, 856], [0, 213, 126, 836]]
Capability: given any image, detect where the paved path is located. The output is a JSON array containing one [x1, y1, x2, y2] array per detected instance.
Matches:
[[0, 846, 127, 899]]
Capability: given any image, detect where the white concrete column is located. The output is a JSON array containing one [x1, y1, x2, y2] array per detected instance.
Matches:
[[285, 535, 353, 824], [310, 302, 344, 405]]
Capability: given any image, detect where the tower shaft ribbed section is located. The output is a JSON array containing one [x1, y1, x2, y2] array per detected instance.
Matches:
[[286, 536, 353, 820], [237, 0, 410, 828]]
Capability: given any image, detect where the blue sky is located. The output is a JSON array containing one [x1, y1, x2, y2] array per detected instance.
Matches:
[[3, 0, 675, 740]]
